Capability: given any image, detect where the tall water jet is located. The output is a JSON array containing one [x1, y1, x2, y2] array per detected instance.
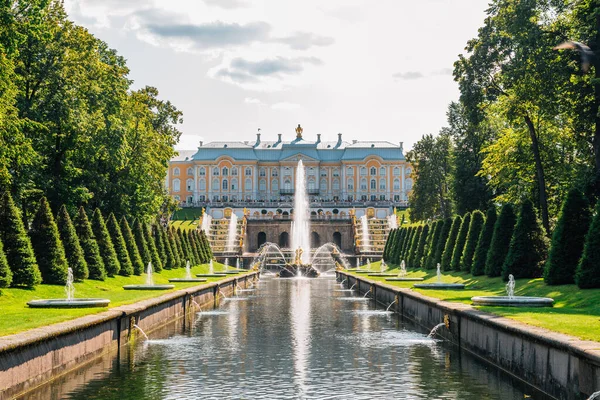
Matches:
[[291, 160, 310, 264], [65, 267, 75, 301], [226, 213, 238, 252], [145, 262, 154, 285], [185, 260, 192, 279], [360, 215, 370, 252], [123, 261, 175, 290], [200, 214, 212, 233], [387, 214, 398, 229]]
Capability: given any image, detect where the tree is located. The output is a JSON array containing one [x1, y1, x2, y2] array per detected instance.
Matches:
[[472, 207, 497, 276], [193, 230, 207, 263], [106, 213, 133, 277], [29, 197, 68, 284], [413, 224, 429, 268], [441, 215, 462, 270], [144, 223, 162, 272], [544, 189, 591, 285], [173, 227, 186, 266], [461, 210, 485, 272], [450, 213, 471, 271], [422, 221, 440, 269], [0, 237, 11, 288], [407, 226, 423, 268], [167, 226, 182, 268], [576, 202, 600, 288], [133, 219, 151, 268], [120, 217, 144, 275], [161, 225, 176, 269], [201, 230, 213, 261], [485, 204, 516, 277], [178, 228, 194, 265], [383, 229, 395, 261], [56, 205, 88, 281], [502, 200, 548, 280], [400, 227, 415, 263], [91, 209, 120, 277], [73, 206, 105, 280], [391, 228, 405, 265], [430, 218, 452, 269], [153, 224, 166, 267], [0, 191, 41, 287], [188, 230, 201, 265]]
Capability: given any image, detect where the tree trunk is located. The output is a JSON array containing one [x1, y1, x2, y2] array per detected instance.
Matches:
[[524, 114, 550, 235]]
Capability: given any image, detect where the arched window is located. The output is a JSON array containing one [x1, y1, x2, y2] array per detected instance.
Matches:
[[370, 179, 376, 190], [259, 179, 266, 191], [406, 178, 413, 190], [308, 167, 315, 175], [393, 179, 400, 190], [310, 232, 321, 248], [232, 167, 238, 176], [213, 167, 219, 176], [284, 180, 292, 190], [212, 178, 219, 190], [199, 167, 206, 176], [308, 179, 316, 190], [173, 167, 180, 176], [187, 167, 193, 176], [284, 167, 291, 175], [173, 179, 180, 192], [360, 167, 367, 176], [370, 167, 377, 176], [379, 178, 386, 190], [320, 179, 327, 191], [333, 168, 340, 177], [222, 167, 228, 176], [380, 167, 386, 176], [333, 232, 342, 248], [320, 169, 327, 177], [245, 168, 252, 176], [258, 232, 267, 247], [406, 167, 412, 174], [360, 178, 367, 190], [231, 179, 238, 190], [272, 169, 278, 177], [347, 167, 353, 175], [272, 179, 279, 190], [186, 178, 194, 191], [245, 178, 252, 191], [222, 179, 228, 190], [332, 179, 340, 190], [279, 232, 289, 248], [199, 179, 206, 190], [259, 168, 266, 177], [393, 167, 400, 176], [347, 179, 354, 191]]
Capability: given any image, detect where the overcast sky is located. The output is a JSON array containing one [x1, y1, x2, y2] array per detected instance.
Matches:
[[64, 0, 488, 151]]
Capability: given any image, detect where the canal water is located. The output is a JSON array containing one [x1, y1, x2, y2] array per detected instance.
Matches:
[[28, 275, 549, 399]]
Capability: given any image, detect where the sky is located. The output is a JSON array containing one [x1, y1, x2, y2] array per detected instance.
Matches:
[[63, 0, 489, 151]]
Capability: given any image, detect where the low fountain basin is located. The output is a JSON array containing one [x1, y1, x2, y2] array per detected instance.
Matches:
[[168, 278, 207, 283], [279, 264, 319, 278], [367, 273, 400, 277], [27, 298, 110, 308], [471, 296, 554, 307], [223, 271, 242, 274], [385, 277, 425, 282], [413, 283, 465, 290], [352, 271, 372, 274], [196, 274, 227, 278], [123, 284, 175, 290]]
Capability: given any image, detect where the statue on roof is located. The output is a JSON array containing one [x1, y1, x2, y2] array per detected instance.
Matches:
[[296, 124, 303, 139]]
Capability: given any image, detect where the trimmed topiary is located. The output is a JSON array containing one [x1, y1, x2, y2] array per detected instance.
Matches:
[[383, 229, 395, 261], [576, 201, 600, 288], [544, 189, 591, 285], [161, 226, 176, 269], [92, 209, 120, 277], [502, 200, 548, 280], [0, 191, 41, 287], [407, 226, 423, 268], [153, 224, 167, 267], [168, 227, 182, 268], [391, 228, 405, 265], [401, 227, 415, 263], [431, 218, 452, 269], [133, 219, 151, 268], [450, 213, 471, 271], [201, 230, 213, 261], [178, 228, 195, 265], [173, 228, 186, 267], [461, 210, 484, 272], [424, 220, 442, 269], [485, 204, 516, 277], [56, 205, 88, 281], [144, 223, 163, 272], [120, 217, 144, 275], [188, 230, 201, 265], [441, 215, 462, 271], [106, 213, 133, 277], [29, 197, 69, 285], [0, 238, 11, 288], [472, 207, 497, 276], [413, 224, 429, 268], [73, 207, 106, 281]]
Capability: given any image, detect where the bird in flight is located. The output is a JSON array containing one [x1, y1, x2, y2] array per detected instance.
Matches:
[[553, 41, 595, 72]]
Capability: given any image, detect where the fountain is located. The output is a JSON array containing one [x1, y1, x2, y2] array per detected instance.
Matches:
[[226, 213, 238, 252], [360, 215, 370, 253], [311, 243, 350, 275], [413, 263, 465, 290], [28, 268, 111, 308], [222, 257, 243, 274], [169, 260, 207, 283], [123, 262, 175, 290], [387, 214, 398, 229], [471, 274, 554, 307], [368, 259, 399, 277], [196, 259, 227, 277], [200, 214, 212, 233], [385, 260, 424, 282]]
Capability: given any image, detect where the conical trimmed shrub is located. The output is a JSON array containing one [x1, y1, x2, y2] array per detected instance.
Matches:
[[472, 207, 497, 276], [424, 220, 443, 269], [29, 197, 68, 284], [450, 213, 471, 271], [391, 228, 405, 265], [441, 215, 462, 271], [383, 229, 395, 262], [173, 227, 186, 267], [485, 204, 516, 277], [144, 223, 162, 272], [407, 226, 422, 268], [461, 210, 484, 272], [0, 191, 41, 287], [73, 207, 106, 281], [576, 201, 600, 288], [92, 209, 120, 277], [133, 219, 151, 268], [178, 228, 194, 265], [168, 227, 182, 268], [0, 237, 13, 287], [153, 224, 167, 267], [188, 230, 201, 265], [544, 189, 591, 285], [120, 217, 144, 275], [413, 224, 429, 268], [106, 213, 133, 277], [401, 227, 415, 263], [201, 230, 213, 260], [56, 205, 88, 281], [161, 226, 176, 269], [502, 200, 548, 280]]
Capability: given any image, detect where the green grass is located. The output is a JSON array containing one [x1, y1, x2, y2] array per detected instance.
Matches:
[[170, 220, 199, 232], [0, 262, 244, 337], [347, 261, 600, 342], [172, 207, 204, 221]]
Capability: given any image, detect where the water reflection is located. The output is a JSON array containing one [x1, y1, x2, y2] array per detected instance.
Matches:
[[23, 277, 552, 400]]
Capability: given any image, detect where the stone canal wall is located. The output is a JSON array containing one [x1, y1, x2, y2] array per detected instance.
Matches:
[[0, 272, 258, 399], [338, 271, 600, 400]]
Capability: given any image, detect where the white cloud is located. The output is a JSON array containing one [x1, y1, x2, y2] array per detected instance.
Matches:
[[244, 97, 265, 105], [271, 102, 301, 110]]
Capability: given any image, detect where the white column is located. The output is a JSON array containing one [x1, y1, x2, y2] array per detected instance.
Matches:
[[401, 164, 406, 201], [193, 166, 198, 203], [253, 165, 257, 200], [208, 167, 212, 200], [341, 164, 346, 199]]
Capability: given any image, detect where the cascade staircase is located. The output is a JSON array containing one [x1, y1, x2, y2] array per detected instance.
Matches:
[[203, 216, 246, 256], [353, 217, 395, 256]]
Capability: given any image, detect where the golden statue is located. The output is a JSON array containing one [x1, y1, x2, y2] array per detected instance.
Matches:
[[295, 124, 303, 139], [294, 247, 303, 265]]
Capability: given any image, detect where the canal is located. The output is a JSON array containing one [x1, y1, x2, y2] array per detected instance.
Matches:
[[26, 275, 549, 399]]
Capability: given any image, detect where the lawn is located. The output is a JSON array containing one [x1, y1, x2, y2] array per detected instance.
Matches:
[[346, 261, 600, 342], [0, 262, 245, 337], [170, 220, 200, 232]]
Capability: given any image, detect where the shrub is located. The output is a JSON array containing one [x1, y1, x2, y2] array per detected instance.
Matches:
[[0, 237, 12, 287], [0, 191, 41, 287], [153, 224, 167, 267], [461, 210, 484, 272], [133, 219, 151, 268], [431, 218, 452, 269], [450, 213, 471, 271], [441, 215, 462, 271], [544, 189, 591, 285], [407, 226, 422, 268], [92, 209, 120, 277], [413, 224, 429, 268], [471, 207, 497, 276], [576, 201, 600, 288], [485, 204, 516, 277], [106, 213, 133, 276], [168, 226, 182, 268], [120, 217, 144, 275], [401, 227, 415, 263], [502, 200, 548, 280], [424, 220, 442, 269], [188, 230, 201, 265], [178, 228, 195, 265], [383, 229, 395, 261], [73, 207, 106, 281], [56, 205, 88, 281], [144, 223, 163, 272], [29, 197, 69, 284], [160, 226, 176, 269], [391, 228, 405, 264], [201, 230, 213, 260]]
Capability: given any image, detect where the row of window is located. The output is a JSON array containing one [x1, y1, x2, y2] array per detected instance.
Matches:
[[172, 166, 412, 177], [173, 194, 405, 203]]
